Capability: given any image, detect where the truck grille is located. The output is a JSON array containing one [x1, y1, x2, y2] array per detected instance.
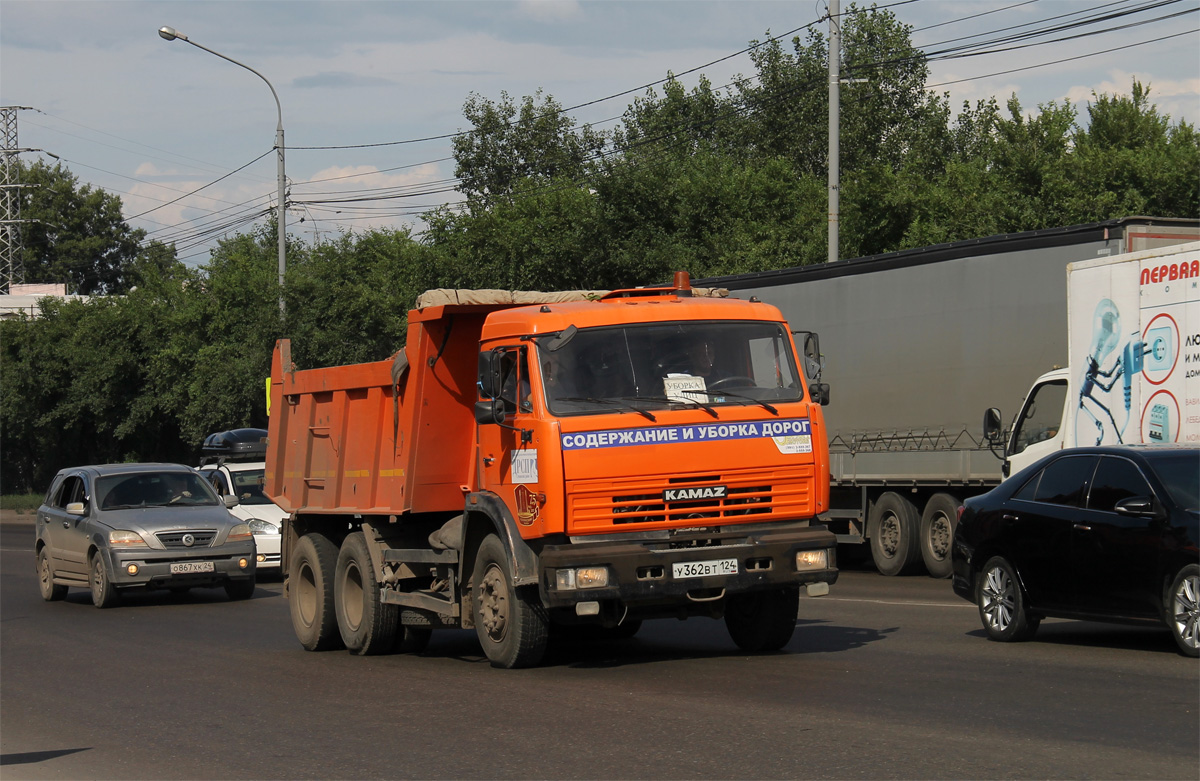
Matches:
[[156, 530, 217, 548], [568, 467, 815, 534]]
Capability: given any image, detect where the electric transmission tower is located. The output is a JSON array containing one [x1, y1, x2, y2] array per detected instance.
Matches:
[[1, 106, 34, 294]]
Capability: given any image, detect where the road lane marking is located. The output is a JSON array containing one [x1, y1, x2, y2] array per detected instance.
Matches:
[[817, 596, 973, 608]]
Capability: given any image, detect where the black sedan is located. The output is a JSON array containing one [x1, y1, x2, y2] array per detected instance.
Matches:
[[952, 445, 1199, 657]]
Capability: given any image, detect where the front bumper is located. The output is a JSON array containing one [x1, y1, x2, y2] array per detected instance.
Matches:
[[538, 521, 837, 609], [252, 533, 282, 570], [104, 542, 257, 589]]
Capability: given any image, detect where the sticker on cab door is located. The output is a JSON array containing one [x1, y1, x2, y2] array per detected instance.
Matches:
[[514, 484, 539, 526], [511, 449, 538, 483]]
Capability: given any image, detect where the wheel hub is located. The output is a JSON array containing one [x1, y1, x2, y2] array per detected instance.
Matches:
[[1173, 574, 1200, 651], [981, 567, 1015, 632], [479, 565, 509, 642]]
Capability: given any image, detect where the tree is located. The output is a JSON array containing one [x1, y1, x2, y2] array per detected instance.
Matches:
[[453, 90, 607, 202], [14, 159, 147, 294]]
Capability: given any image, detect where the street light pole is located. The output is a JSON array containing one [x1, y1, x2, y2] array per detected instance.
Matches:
[[159, 26, 286, 315]]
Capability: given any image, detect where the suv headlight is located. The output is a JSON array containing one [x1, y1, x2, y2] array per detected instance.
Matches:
[[109, 530, 148, 547], [227, 522, 252, 542], [248, 519, 279, 535]]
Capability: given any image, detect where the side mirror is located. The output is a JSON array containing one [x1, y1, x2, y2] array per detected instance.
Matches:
[[1114, 496, 1162, 518], [223, 495, 240, 509], [983, 408, 1003, 443], [800, 332, 822, 381], [477, 350, 503, 398], [809, 382, 830, 406], [473, 398, 507, 426], [65, 501, 85, 516]]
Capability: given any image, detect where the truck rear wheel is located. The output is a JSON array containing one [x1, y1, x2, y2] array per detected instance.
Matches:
[[335, 532, 400, 655], [290, 533, 344, 651], [725, 586, 799, 652], [472, 534, 548, 668], [920, 493, 960, 579], [869, 492, 921, 576]]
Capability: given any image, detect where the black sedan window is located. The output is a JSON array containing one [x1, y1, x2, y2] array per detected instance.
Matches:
[[1033, 456, 1098, 507], [1087, 457, 1152, 513], [1151, 452, 1200, 511]]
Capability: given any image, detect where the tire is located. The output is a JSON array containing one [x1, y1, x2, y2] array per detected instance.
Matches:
[[90, 552, 119, 609], [976, 556, 1039, 642], [472, 534, 548, 668], [396, 626, 433, 654], [290, 533, 344, 651], [334, 532, 399, 655], [224, 577, 256, 601], [725, 586, 799, 652], [869, 492, 922, 576], [37, 548, 67, 601], [1166, 564, 1199, 658], [920, 493, 960, 579]]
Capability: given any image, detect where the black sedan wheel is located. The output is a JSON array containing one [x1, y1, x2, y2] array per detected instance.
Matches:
[[1168, 565, 1199, 658], [977, 556, 1039, 642]]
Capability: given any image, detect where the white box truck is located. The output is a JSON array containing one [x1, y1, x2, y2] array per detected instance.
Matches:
[[990, 240, 1200, 477], [700, 217, 1199, 577]]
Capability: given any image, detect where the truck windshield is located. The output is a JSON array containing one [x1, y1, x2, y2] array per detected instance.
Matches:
[[539, 320, 803, 416]]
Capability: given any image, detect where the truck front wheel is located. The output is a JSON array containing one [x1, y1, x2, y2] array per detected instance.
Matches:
[[290, 533, 344, 651], [335, 532, 400, 655], [472, 534, 548, 668], [869, 492, 921, 576], [725, 586, 799, 652]]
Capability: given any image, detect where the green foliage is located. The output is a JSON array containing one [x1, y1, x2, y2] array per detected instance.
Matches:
[[15, 160, 146, 294]]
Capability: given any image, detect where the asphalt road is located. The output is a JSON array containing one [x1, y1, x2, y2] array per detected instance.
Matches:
[[2, 519, 1197, 780]]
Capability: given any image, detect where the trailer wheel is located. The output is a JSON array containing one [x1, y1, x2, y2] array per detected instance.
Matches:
[[920, 493, 960, 579], [725, 586, 799, 652], [290, 533, 344, 651], [869, 492, 921, 576], [472, 534, 548, 668], [335, 532, 400, 655]]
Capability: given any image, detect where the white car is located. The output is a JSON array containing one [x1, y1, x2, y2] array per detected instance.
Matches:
[[199, 429, 285, 574]]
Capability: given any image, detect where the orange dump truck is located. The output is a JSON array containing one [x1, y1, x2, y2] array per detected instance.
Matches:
[[266, 273, 837, 667]]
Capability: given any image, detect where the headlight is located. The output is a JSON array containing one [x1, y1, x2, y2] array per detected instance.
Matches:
[[795, 550, 828, 571], [555, 566, 610, 590], [227, 523, 252, 542], [109, 530, 148, 547], [248, 519, 279, 535]]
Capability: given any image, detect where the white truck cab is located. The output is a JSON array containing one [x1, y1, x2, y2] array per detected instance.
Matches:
[[988, 241, 1200, 478]]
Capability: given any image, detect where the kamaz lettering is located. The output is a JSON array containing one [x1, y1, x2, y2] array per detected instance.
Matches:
[[663, 486, 728, 501]]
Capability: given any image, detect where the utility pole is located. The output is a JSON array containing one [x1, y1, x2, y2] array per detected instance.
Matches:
[[0, 106, 32, 294], [827, 0, 841, 265]]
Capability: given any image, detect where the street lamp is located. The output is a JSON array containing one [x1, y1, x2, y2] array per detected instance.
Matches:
[[158, 25, 287, 315]]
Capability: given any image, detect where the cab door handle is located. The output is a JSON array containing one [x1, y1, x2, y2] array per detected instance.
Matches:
[[1002, 513, 1018, 521], [1073, 523, 1092, 532]]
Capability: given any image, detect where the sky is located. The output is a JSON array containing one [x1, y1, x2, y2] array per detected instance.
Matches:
[[3, 0, 1198, 266]]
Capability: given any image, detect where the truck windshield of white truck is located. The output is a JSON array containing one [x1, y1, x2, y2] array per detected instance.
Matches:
[[539, 320, 803, 415]]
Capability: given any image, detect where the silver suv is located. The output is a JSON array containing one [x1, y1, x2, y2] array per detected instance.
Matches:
[[35, 463, 257, 607]]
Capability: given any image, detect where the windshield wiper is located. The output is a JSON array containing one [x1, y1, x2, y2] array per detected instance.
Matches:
[[681, 388, 779, 416], [557, 397, 657, 422], [620, 395, 719, 419]]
